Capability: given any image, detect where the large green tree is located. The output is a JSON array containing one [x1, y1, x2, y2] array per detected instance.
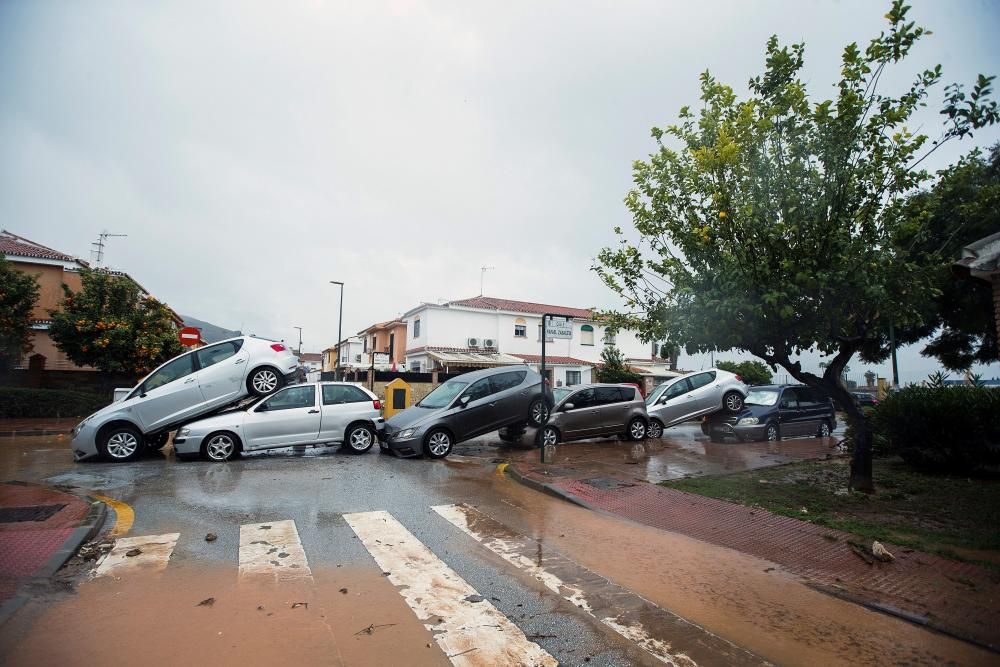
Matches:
[[595, 2, 997, 492], [0, 253, 41, 370], [595, 345, 643, 385], [48, 268, 183, 378], [716, 360, 772, 386]]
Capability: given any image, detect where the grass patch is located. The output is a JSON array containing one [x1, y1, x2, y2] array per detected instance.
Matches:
[[662, 456, 1000, 568]]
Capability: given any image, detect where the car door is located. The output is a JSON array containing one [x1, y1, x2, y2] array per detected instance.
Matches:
[[131, 351, 202, 432], [319, 384, 374, 442], [651, 378, 697, 426], [241, 385, 321, 449], [777, 388, 804, 435], [447, 377, 499, 441], [195, 340, 250, 407], [488, 370, 529, 426], [687, 371, 719, 413], [594, 387, 629, 435], [558, 388, 601, 439]]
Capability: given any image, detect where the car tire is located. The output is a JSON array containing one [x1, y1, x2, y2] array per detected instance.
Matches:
[[817, 420, 832, 438], [98, 424, 144, 462], [723, 391, 744, 413], [423, 429, 453, 459], [527, 398, 549, 427], [647, 419, 664, 439], [765, 422, 780, 441], [498, 425, 525, 443], [247, 366, 284, 397], [627, 418, 647, 441], [344, 424, 376, 454], [201, 431, 239, 462], [147, 432, 170, 450], [538, 425, 560, 447]]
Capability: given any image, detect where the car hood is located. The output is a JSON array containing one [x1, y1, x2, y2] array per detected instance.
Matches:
[[739, 404, 777, 419], [385, 405, 443, 431], [182, 412, 245, 433]]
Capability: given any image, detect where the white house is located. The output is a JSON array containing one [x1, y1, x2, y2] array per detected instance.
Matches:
[[323, 336, 366, 372], [402, 296, 654, 387]]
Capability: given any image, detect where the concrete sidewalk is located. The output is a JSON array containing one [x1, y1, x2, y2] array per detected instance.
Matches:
[[0, 482, 105, 619], [509, 458, 1000, 653], [0, 418, 77, 437]]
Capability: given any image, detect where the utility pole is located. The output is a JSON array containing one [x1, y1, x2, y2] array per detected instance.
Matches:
[[293, 327, 303, 355], [889, 323, 899, 388], [330, 281, 344, 381], [480, 266, 495, 296], [91, 230, 127, 267]]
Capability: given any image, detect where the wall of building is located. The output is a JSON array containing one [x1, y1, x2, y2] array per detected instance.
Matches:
[[9, 260, 83, 321], [17, 330, 95, 371]]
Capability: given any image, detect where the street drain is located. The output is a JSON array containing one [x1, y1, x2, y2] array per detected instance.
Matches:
[[0, 504, 66, 523], [581, 478, 635, 490]]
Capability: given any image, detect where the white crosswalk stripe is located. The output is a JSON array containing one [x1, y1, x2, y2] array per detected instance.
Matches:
[[344, 510, 557, 667], [94, 533, 179, 578], [238, 519, 312, 580]]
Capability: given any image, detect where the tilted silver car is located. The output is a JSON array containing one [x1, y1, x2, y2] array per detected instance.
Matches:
[[537, 384, 649, 446], [71, 336, 301, 462], [382, 366, 549, 459], [644, 368, 748, 438], [172, 382, 384, 461]]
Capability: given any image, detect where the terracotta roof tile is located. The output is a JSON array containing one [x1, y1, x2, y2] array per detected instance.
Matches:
[[446, 296, 593, 319], [0, 230, 80, 263], [512, 354, 595, 366]]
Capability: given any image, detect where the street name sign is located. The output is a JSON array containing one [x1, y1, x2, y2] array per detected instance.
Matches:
[[544, 318, 573, 339]]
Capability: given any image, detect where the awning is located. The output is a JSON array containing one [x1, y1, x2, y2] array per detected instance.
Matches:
[[427, 350, 527, 368]]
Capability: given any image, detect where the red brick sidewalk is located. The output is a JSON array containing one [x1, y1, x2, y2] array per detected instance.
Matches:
[[0, 482, 103, 612], [510, 462, 1000, 652]]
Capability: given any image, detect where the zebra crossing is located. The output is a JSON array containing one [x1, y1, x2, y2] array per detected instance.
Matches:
[[90, 504, 764, 667]]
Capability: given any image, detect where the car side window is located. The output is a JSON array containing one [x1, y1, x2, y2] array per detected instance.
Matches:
[[143, 354, 195, 391], [664, 379, 691, 400], [797, 389, 817, 406], [568, 388, 595, 409], [262, 385, 315, 411], [595, 387, 623, 405], [688, 372, 715, 390], [491, 371, 526, 393], [196, 342, 240, 370], [322, 385, 370, 405], [780, 389, 799, 409], [463, 378, 494, 403]]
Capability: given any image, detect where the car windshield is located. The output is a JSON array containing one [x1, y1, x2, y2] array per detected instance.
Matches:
[[552, 387, 572, 404], [746, 389, 779, 406], [418, 379, 469, 409], [645, 383, 668, 406]]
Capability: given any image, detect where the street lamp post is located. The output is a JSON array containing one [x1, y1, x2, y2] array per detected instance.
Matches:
[[330, 281, 344, 381]]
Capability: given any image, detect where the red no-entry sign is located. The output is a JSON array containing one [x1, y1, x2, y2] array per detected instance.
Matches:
[[179, 326, 202, 347]]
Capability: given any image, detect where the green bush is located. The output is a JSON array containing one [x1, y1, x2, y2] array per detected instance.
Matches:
[[0, 387, 110, 419], [872, 386, 1000, 475]]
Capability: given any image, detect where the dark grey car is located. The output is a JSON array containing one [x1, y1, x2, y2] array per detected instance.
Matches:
[[537, 384, 649, 446], [382, 366, 549, 458], [702, 384, 837, 442]]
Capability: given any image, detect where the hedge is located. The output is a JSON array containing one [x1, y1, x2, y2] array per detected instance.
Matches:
[[0, 387, 110, 419], [872, 386, 1000, 475]]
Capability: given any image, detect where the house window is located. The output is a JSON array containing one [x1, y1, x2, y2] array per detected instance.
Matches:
[[363, 337, 368, 353], [603, 329, 616, 345], [411, 361, 421, 372], [566, 370, 582, 386], [514, 317, 527, 338], [581, 324, 594, 346], [414, 318, 421, 338]]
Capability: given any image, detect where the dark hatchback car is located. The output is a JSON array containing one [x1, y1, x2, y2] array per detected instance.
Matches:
[[701, 384, 836, 442]]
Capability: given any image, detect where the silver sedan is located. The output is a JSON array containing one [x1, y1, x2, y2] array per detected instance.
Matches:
[[172, 382, 384, 461], [644, 368, 748, 437]]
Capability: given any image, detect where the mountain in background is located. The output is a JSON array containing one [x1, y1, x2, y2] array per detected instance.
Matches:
[[181, 315, 241, 344]]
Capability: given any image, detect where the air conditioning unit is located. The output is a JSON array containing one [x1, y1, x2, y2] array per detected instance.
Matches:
[[467, 337, 481, 348], [355, 354, 362, 363], [483, 338, 497, 349]]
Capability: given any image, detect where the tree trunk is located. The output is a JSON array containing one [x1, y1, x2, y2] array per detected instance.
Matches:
[[833, 386, 875, 493]]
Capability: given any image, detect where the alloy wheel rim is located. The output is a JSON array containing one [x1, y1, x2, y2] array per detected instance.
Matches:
[[253, 370, 278, 393], [820, 424, 830, 437], [532, 402, 548, 423], [428, 432, 450, 456], [542, 428, 557, 446], [107, 432, 139, 458], [726, 394, 741, 410], [631, 421, 645, 439], [649, 422, 662, 438], [768, 426, 778, 440], [207, 435, 234, 460], [350, 428, 372, 450]]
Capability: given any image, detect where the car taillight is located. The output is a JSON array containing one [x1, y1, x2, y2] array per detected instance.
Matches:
[[270, 343, 286, 352], [735, 374, 743, 383], [373, 400, 381, 410]]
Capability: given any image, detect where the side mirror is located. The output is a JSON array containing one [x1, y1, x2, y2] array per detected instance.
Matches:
[[257, 403, 269, 412], [459, 395, 471, 407], [563, 402, 575, 411]]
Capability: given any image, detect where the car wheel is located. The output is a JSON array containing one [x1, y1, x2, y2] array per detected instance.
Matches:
[[647, 419, 664, 439], [147, 432, 170, 450], [98, 425, 144, 462], [723, 391, 744, 413], [247, 367, 284, 397], [201, 432, 239, 462], [423, 429, 453, 459], [498, 426, 525, 443], [538, 426, 559, 447], [627, 418, 647, 441], [528, 398, 549, 427], [766, 422, 780, 441], [817, 420, 832, 438], [344, 424, 375, 454]]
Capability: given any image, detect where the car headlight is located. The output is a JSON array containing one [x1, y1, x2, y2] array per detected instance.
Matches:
[[178, 427, 191, 437], [396, 428, 416, 440], [738, 417, 759, 425], [72, 416, 93, 436]]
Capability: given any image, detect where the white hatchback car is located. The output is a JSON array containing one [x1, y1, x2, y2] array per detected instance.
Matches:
[[70, 336, 302, 462], [172, 382, 384, 461], [644, 368, 748, 438]]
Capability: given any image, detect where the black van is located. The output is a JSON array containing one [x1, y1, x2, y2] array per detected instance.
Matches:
[[701, 384, 836, 442]]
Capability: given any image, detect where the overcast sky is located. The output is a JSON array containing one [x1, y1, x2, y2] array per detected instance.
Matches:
[[2, 0, 998, 383]]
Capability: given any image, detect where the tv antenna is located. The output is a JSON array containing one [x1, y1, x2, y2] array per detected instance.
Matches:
[[91, 230, 127, 267], [480, 266, 495, 296]]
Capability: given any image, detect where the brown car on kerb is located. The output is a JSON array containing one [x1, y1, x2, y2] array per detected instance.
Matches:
[[536, 384, 649, 447]]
